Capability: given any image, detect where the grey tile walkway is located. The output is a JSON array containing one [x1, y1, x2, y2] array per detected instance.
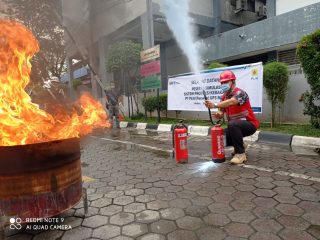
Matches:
[[4, 129, 320, 240]]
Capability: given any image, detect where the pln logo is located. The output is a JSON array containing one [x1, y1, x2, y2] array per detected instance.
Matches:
[[251, 68, 259, 80], [9, 217, 22, 230]]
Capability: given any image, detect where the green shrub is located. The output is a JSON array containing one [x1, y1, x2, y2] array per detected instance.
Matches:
[[142, 96, 157, 117], [72, 79, 83, 89], [208, 62, 228, 69], [263, 61, 289, 127], [297, 29, 320, 128], [131, 112, 144, 120]]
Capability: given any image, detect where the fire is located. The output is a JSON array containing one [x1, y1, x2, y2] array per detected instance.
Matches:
[[0, 20, 110, 146]]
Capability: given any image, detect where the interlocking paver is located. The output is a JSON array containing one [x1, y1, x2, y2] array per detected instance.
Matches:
[[253, 206, 282, 219], [136, 210, 160, 223], [190, 196, 213, 206], [279, 229, 317, 240], [164, 185, 184, 193], [92, 225, 120, 239], [249, 232, 282, 240], [91, 198, 112, 208], [228, 210, 256, 223], [176, 216, 205, 230], [204, 213, 230, 226], [231, 200, 256, 210], [185, 205, 210, 218], [124, 202, 146, 213], [167, 230, 198, 240], [277, 215, 310, 230], [136, 194, 156, 203], [225, 222, 254, 238], [111, 236, 134, 240], [74, 206, 99, 217], [110, 212, 134, 226], [100, 205, 123, 216], [253, 197, 278, 207], [147, 200, 169, 210], [160, 208, 185, 220], [122, 223, 148, 237], [251, 219, 283, 233], [275, 204, 304, 216], [9, 132, 320, 239], [62, 226, 92, 240], [307, 224, 320, 239], [113, 196, 134, 205], [169, 198, 192, 208], [303, 212, 320, 225], [135, 182, 153, 189], [82, 215, 108, 228], [208, 202, 233, 214], [33, 230, 63, 240], [176, 190, 197, 199], [137, 233, 166, 240], [253, 189, 277, 197], [197, 227, 226, 240], [156, 192, 177, 201], [150, 220, 176, 234]]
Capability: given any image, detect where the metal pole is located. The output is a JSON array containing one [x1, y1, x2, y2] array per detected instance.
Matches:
[[67, 58, 75, 100], [146, 0, 160, 122]]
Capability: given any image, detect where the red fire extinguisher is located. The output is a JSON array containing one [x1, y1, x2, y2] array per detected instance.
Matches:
[[203, 90, 225, 163], [211, 124, 225, 163], [173, 121, 188, 164]]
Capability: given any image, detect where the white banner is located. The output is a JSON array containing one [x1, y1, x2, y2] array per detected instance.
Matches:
[[167, 62, 263, 113]]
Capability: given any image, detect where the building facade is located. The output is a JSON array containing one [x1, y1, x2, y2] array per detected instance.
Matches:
[[62, 0, 320, 123]]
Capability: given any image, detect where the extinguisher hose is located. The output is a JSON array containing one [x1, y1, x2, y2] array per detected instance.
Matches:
[[203, 90, 214, 125]]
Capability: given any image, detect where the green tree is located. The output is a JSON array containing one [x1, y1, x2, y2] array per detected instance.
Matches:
[[263, 61, 289, 127], [3, 0, 66, 84], [297, 29, 320, 128], [159, 93, 168, 118], [142, 96, 157, 117], [208, 61, 228, 69], [106, 40, 142, 115]]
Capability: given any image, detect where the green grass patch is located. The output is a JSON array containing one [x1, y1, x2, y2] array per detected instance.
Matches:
[[125, 117, 320, 138]]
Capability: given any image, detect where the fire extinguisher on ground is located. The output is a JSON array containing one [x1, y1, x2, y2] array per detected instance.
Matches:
[[211, 122, 225, 163], [172, 120, 188, 164], [203, 90, 225, 163]]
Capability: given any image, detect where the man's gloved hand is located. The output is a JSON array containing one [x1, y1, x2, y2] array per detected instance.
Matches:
[[204, 100, 213, 109], [212, 111, 223, 119]]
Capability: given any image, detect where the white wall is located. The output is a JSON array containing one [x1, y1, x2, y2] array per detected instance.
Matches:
[[276, 0, 320, 15]]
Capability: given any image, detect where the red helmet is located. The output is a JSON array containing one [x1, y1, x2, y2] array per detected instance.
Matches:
[[219, 70, 236, 83]]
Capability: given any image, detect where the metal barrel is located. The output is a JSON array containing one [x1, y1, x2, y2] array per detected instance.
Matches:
[[0, 138, 82, 222]]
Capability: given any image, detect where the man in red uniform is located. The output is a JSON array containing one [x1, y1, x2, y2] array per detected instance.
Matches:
[[205, 70, 259, 164]]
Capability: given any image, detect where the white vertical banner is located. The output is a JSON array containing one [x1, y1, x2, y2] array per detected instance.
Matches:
[[167, 62, 263, 112]]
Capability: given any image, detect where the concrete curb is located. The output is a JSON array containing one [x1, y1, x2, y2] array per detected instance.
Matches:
[[120, 121, 319, 149]]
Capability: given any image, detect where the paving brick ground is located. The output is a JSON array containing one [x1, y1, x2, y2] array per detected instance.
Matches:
[[4, 129, 320, 240]]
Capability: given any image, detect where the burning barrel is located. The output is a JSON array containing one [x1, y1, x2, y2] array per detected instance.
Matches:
[[0, 20, 109, 224], [0, 138, 82, 221]]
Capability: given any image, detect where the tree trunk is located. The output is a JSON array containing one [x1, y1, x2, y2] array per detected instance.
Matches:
[[131, 84, 140, 114], [271, 101, 276, 128]]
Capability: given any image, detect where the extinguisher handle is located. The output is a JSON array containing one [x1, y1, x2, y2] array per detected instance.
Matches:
[[203, 90, 215, 125]]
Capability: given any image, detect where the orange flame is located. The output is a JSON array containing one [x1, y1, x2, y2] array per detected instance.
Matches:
[[0, 20, 110, 146]]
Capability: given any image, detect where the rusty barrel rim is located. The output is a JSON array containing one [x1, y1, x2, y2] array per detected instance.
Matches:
[[0, 138, 80, 175]]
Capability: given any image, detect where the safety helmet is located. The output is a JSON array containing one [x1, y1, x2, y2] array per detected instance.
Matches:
[[219, 70, 236, 83]]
